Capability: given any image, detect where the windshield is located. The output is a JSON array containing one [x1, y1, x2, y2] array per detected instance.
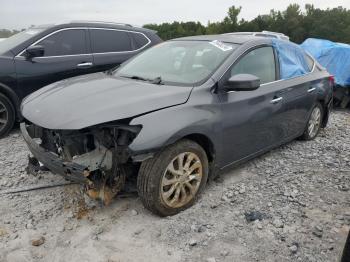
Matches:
[[115, 40, 238, 85], [0, 28, 45, 55]]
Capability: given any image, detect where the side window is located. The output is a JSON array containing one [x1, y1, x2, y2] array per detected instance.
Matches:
[[38, 29, 87, 56], [90, 29, 132, 53], [305, 54, 315, 71], [231, 46, 276, 84], [131, 32, 150, 50]]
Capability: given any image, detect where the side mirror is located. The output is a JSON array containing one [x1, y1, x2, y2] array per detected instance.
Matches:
[[25, 45, 44, 59], [224, 74, 260, 91]]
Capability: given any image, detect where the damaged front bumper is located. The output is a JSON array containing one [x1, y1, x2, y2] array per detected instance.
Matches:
[[20, 122, 142, 205], [21, 122, 90, 184]]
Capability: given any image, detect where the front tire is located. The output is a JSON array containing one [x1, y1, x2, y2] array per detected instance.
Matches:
[[137, 139, 208, 216], [0, 94, 15, 138], [300, 102, 323, 140]]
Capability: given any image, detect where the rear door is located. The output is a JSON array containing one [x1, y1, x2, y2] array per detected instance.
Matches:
[[89, 28, 149, 72], [14, 28, 94, 98], [273, 54, 318, 138], [218, 45, 291, 166]]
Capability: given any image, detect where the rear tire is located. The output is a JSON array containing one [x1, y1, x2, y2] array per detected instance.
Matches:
[[137, 139, 208, 216], [0, 93, 15, 138], [300, 102, 323, 141]]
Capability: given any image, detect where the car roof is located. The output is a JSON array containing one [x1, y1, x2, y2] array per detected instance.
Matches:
[[4, 21, 158, 57], [172, 34, 271, 45], [32, 21, 157, 34]]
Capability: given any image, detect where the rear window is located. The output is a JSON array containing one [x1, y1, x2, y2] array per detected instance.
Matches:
[[131, 32, 150, 50], [90, 29, 132, 53]]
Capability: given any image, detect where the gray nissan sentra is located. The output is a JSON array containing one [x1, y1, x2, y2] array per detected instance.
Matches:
[[20, 35, 333, 216]]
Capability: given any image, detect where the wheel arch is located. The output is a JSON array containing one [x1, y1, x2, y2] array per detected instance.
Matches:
[[317, 98, 330, 128], [182, 133, 215, 163], [130, 127, 220, 178], [0, 83, 21, 121], [154, 131, 219, 179], [129, 103, 221, 164]]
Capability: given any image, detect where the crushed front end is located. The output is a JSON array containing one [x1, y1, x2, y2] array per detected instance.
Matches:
[[20, 121, 141, 205]]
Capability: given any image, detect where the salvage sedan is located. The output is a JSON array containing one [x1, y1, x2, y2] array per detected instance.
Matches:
[[20, 35, 333, 216]]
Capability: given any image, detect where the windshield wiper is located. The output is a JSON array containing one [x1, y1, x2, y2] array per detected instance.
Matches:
[[151, 76, 163, 85], [121, 75, 164, 85], [106, 64, 121, 75], [120, 75, 148, 81], [128, 76, 149, 81]]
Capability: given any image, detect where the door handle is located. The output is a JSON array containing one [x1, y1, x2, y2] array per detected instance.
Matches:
[[77, 62, 93, 68], [308, 87, 316, 93], [270, 97, 283, 104]]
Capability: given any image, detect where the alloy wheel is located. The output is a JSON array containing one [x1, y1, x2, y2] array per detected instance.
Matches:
[[308, 106, 321, 138], [161, 152, 203, 208], [0, 101, 8, 132]]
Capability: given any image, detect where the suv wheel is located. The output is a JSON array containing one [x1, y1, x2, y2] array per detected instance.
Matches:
[[0, 94, 15, 138], [137, 139, 208, 216], [300, 102, 323, 140]]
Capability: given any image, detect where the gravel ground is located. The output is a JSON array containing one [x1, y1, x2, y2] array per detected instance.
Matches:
[[0, 110, 349, 262]]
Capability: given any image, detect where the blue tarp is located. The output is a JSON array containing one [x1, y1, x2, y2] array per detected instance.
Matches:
[[271, 39, 310, 79], [301, 38, 350, 86]]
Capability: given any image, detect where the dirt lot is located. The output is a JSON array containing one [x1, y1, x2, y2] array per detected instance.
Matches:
[[0, 110, 349, 262]]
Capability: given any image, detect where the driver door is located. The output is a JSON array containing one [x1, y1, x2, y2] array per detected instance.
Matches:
[[14, 28, 94, 99], [218, 45, 290, 166]]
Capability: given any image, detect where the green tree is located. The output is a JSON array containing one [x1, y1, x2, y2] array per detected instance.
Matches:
[[5, 4, 350, 44]]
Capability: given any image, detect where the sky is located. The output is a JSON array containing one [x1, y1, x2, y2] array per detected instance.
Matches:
[[1, 0, 349, 30]]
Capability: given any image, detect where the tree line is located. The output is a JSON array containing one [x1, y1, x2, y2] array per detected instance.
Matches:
[[1, 4, 349, 44], [0, 29, 23, 38], [144, 4, 350, 44]]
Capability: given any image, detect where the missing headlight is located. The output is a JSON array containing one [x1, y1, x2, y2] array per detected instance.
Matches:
[[24, 122, 142, 205]]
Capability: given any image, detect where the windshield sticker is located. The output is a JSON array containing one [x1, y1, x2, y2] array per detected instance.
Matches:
[[209, 40, 233, 51]]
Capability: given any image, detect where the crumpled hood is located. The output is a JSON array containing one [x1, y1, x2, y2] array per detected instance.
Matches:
[[21, 73, 193, 130]]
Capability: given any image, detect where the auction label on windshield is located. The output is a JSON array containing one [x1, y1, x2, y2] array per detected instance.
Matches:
[[209, 40, 233, 51]]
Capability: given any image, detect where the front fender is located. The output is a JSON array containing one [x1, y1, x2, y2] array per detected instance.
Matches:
[[128, 103, 221, 157], [0, 57, 20, 119]]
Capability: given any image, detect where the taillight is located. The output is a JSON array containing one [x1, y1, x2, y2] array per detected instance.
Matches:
[[329, 75, 335, 86]]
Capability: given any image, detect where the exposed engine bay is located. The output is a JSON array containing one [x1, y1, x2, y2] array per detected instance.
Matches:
[[22, 122, 142, 205]]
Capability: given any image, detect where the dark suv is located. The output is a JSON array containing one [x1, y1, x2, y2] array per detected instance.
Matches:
[[0, 21, 162, 137]]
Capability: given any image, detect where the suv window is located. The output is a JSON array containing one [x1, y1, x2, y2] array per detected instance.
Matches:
[[38, 29, 87, 57], [131, 32, 149, 49], [90, 29, 132, 53], [231, 46, 276, 84]]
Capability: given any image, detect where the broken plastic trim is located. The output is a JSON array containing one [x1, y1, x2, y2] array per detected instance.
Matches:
[[21, 122, 142, 205]]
